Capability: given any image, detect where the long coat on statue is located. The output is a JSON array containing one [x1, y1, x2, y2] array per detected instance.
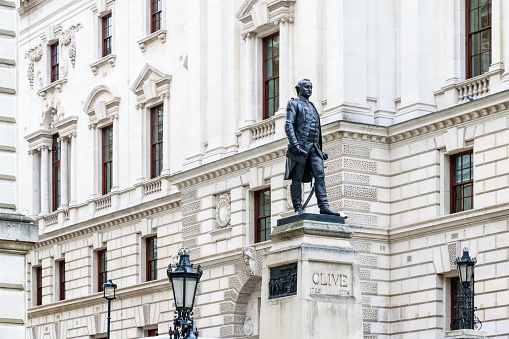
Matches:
[[283, 97, 325, 183]]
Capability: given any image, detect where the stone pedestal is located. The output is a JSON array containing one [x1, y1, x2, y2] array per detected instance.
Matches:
[[259, 214, 363, 339], [445, 329, 488, 339]]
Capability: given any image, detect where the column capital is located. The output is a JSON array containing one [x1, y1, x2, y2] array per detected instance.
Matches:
[[135, 102, 146, 110], [109, 113, 119, 121], [242, 31, 257, 41], [88, 123, 97, 130]]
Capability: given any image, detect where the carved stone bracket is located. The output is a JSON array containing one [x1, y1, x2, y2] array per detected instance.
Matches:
[[24, 44, 43, 88], [60, 23, 83, 68], [216, 192, 231, 228]]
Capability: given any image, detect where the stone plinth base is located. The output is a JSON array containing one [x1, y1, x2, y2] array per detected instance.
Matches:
[[445, 329, 488, 338], [259, 217, 362, 339]]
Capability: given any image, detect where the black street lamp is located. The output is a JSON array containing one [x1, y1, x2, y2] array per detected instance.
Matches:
[[102, 279, 117, 339], [167, 247, 203, 339], [453, 248, 481, 330]]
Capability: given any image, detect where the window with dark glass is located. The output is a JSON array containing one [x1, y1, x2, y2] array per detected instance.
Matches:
[[450, 277, 459, 330], [50, 42, 59, 82], [102, 13, 113, 57], [263, 33, 279, 120], [451, 151, 473, 213], [151, 105, 163, 178], [97, 249, 107, 292], [146, 236, 157, 282], [147, 329, 159, 337], [52, 134, 61, 211], [151, 0, 162, 33], [36, 266, 42, 306], [102, 126, 113, 195], [59, 260, 66, 301], [255, 188, 271, 243], [467, 0, 491, 78]]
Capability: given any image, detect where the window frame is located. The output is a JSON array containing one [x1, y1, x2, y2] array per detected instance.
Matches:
[[151, 0, 163, 33], [58, 260, 66, 301], [36, 266, 43, 306], [254, 187, 271, 243], [50, 42, 59, 83], [52, 134, 61, 211], [466, 0, 492, 78], [146, 236, 157, 282], [97, 249, 107, 293], [102, 125, 113, 195], [262, 32, 280, 120], [102, 13, 113, 57], [150, 104, 164, 178], [450, 150, 474, 213]]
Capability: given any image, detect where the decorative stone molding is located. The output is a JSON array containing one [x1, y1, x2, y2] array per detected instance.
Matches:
[[37, 79, 68, 100], [24, 43, 43, 88], [83, 85, 120, 126], [131, 63, 171, 107], [236, 0, 296, 34], [89, 54, 117, 75], [60, 23, 82, 68], [137, 30, 167, 52], [216, 193, 231, 228], [241, 247, 257, 276]]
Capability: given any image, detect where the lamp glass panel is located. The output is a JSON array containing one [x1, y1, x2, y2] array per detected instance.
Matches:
[[104, 286, 115, 298], [459, 264, 467, 283], [172, 277, 184, 307], [466, 265, 474, 283], [185, 278, 198, 308]]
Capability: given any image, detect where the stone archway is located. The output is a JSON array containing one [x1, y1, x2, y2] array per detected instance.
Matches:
[[219, 247, 268, 338]]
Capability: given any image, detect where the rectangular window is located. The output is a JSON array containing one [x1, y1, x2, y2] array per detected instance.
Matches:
[[151, 105, 164, 178], [146, 236, 157, 281], [151, 0, 162, 33], [52, 134, 61, 211], [450, 277, 459, 330], [50, 42, 59, 82], [254, 188, 271, 243], [102, 126, 113, 195], [451, 151, 473, 213], [59, 260, 66, 301], [467, 0, 491, 78], [97, 250, 107, 292], [102, 13, 113, 57], [36, 266, 42, 306], [147, 329, 159, 337], [263, 32, 279, 120]]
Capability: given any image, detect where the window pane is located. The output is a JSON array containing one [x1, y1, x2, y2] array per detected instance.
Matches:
[[273, 56, 279, 76], [480, 5, 489, 28], [462, 168, 471, 181], [273, 36, 279, 55], [264, 203, 270, 216], [455, 156, 462, 169], [481, 30, 490, 51], [260, 230, 265, 242], [470, 0, 479, 8], [464, 183, 472, 197], [268, 99, 274, 118], [472, 33, 480, 54], [268, 79, 274, 97], [470, 9, 479, 31], [464, 197, 472, 210], [472, 55, 480, 77], [260, 218, 265, 229], [454, 170, 461, 184], [462, 154, 471, 168], [481, 52, 490, 73], [258, 204, 263, 217], [266, 39, 272, 58], [266, 59, 272, 78], [456, 198, 463, 212], [455, 185, 463, 199]]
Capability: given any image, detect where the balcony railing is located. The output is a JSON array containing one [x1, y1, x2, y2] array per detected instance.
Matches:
[[44, 212, 58, 226], [457, 73, 490, 103], [144, 177, 162, 196], [251, 117, 276, 143], [96, 195, 111, 211]]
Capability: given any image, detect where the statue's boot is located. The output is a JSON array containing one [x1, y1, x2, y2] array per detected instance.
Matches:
[[290, 182, 303, 215], [315, 179, 342, 216]]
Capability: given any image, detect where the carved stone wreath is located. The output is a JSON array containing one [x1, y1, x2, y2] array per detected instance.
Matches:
[[216, 193, 231, 228]]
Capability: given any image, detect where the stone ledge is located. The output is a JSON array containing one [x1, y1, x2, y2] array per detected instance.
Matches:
[[137, 30, 167, 52], [0, 58, 15, 66], [0, 29, 15, 37], [277, 213, 345, 226], [0, 87, 15, 95], [0, 0, 16, 8], [0, 282, 24, 290], [0, 317, 23, 324], [445, 329, 487, 339], [271, 216, 353, 244]]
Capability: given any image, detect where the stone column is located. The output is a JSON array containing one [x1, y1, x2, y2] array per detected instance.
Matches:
[[260, 216, 362, 339], [30, 149, 40, 216], [60, 136, 69, 207], [70, 133, 77, 205], [39, 146, 50, 214], [111, 114, 119, 191], [277, 17, 291, 113], [490, 0, 502, 71], [244, 32, 256, 125], [501, 0, 509, 82], [89, 124, 98, 199], [161, 94, 171, 175]]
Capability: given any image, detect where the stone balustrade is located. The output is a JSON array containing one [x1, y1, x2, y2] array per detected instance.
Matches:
[[457, 74, 490, 103]]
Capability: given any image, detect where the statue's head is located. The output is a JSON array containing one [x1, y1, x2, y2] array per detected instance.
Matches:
[[295, 79, 312, 98]]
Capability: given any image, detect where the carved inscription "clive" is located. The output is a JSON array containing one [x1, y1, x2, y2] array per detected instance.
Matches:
[[312, 273, 348, 287]]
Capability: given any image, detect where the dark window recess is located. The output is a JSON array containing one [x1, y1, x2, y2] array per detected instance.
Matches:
[[151, 105, 164, 178], [268, 263, 297, 299], [102, 126, 113, 195], [451, 151, 473, 213], [151, 0, 162, 33], [52, 134, 61, 211], [450, 277, 459, 330], [255, 188, 271, 243], [146, 236, 157, 282], [98, 250, 107, 292], [102, 13, 113, 57], [36, 266, 43, 306], [467, 0, 492, 78], [263, 32, 280, 119], [147, 329, 159, 337], [51, 43, 59, 82], [59, 260, 66, 301]]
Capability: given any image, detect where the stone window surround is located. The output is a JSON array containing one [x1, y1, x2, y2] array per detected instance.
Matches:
[[90, 0, 117, 74], [131, 64, 172, 181], [25, 116, 78, 217], [136, 0, 167, 52]]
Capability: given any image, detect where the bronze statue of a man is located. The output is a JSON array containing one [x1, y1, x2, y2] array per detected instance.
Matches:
[[284, 79, 341, 216]]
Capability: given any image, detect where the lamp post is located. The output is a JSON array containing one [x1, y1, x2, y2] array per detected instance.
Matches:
[[167, 247, 203, 339], [453, 248, 481, 330], [102, 279, 117, 339]]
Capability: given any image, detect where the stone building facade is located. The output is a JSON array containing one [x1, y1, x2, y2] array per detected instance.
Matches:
[[15, 0, 509, 338]]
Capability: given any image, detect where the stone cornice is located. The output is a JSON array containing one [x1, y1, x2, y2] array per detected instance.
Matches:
[[24, 129, 52, 151], [236, 0, 295, 35]]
